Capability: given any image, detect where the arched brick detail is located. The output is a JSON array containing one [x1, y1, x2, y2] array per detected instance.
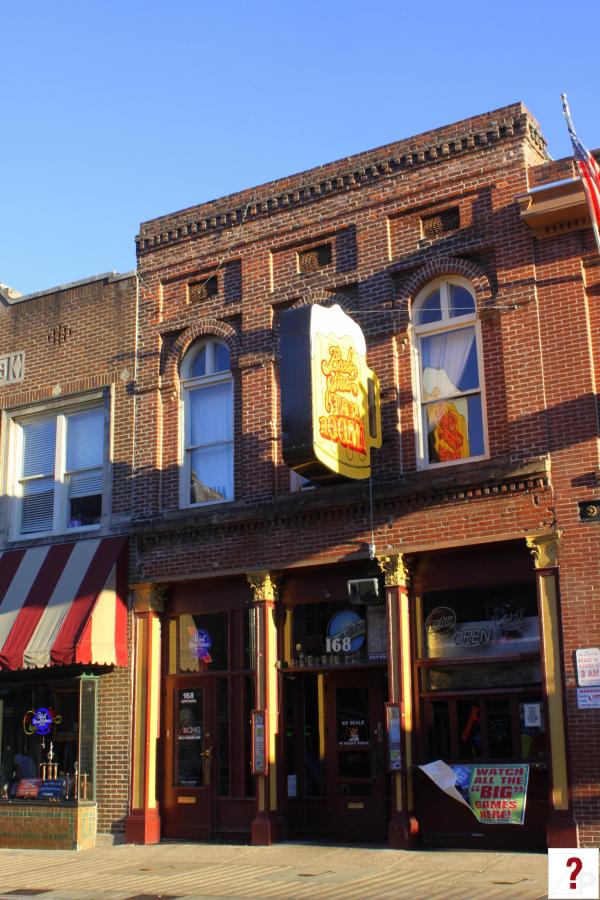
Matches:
[[289, 288, 351, 312], [163, 319, 241, 385], [397, 256, 493, 315], [272, 291, 353, 344]]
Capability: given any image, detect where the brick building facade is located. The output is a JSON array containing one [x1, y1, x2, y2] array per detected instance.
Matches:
[[0, 272, 136, 847], [126, 101, 600, 851], [0, 99, 597, 853]]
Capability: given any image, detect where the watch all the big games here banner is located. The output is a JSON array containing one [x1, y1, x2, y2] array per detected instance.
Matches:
[[420, 760, 529, 825]]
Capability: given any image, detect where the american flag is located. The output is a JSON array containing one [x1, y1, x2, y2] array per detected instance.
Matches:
[[562, 93, 600, 254]]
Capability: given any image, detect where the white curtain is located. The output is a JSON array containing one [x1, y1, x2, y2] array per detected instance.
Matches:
[[187, 380, 233, 502], [421, 326, 475, 403], [189, 382, 232, 446], [189, 445, 233, 502]]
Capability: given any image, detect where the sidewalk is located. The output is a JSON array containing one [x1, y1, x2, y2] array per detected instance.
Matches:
[[0, 841, 549, 900]]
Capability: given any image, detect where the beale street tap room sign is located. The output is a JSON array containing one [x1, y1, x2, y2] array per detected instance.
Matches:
[[280, 304, 381, 482]]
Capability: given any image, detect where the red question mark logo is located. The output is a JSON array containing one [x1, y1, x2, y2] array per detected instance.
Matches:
[[567, 857, 583, 891]]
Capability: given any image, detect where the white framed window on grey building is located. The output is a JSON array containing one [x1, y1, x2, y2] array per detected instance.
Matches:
[[5, 400, 107, 539]]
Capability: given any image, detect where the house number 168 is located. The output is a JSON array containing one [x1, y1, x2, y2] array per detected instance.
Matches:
[[326, 636, 352, 652]]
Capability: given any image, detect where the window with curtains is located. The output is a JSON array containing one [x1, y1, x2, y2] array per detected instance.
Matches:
[[411, 278, 487, 468], [180, 339, 233, 506], [10, 404, 106, 538]]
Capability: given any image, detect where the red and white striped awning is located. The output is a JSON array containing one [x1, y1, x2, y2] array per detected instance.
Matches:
[[0, 536, 127, 670]]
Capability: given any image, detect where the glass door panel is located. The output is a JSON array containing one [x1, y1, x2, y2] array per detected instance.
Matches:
[[176, 688, 205, 787], [336, 686, 371, 796], [162, 680, 213, 840]]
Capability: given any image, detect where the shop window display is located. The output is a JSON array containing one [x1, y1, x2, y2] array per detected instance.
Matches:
[[0, 675, 97, 802], [417, 583, 545, 763], [177, 612, 229, 672], [291, 598, 387, 666]]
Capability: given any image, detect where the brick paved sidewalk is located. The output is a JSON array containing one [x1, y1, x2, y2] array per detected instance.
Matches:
[[0, 841, 549, 900]]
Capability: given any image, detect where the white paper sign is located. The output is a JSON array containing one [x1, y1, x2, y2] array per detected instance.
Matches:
[[548, 848, 599, 899], [575, 648, 600, 687], [523, 702, 542, 728], [577, 687, 600, 709]]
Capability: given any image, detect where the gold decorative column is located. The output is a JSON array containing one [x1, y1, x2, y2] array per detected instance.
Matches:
[[125, 583, 166, 844], [526, 532, 578, 847], [377, 553, 418, 849], [247, 572, 282, 844]]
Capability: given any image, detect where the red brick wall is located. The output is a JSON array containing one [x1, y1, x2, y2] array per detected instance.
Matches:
[[0, 273, 136, 523], [131, 103, 599, 844], [532, 227, 600, 847], [96, 645, 132, 838], [0, 272, 136, 839]]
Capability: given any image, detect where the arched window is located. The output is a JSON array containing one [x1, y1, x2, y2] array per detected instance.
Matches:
[[180, 339, 233, 505], [412, 278, 487, 467]]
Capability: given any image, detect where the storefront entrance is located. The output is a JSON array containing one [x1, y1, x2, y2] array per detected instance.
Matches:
[[162, 679, 214, 840], [283, 667, 388, 842], [412, 544, 549, 851], [160, 588, 257, 842], [326, 669, 387, 839]]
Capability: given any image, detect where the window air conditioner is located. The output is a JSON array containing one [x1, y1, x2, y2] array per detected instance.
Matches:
[[347, 578, 379, 606]]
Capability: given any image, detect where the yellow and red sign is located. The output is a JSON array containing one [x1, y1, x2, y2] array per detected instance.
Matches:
[[311, 307, 381, 478], [427, 398, 470, 463], [280, 304, 381, 482]]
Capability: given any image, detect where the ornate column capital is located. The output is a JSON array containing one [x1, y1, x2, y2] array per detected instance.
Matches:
[[247, 571, 279, 603], [376, 553, 412, 588], [132, 583, 168, 613], [526, 531, 563, 569]]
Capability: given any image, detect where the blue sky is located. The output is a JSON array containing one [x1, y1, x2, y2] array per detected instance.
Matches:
[[2, 1, 598, 296]]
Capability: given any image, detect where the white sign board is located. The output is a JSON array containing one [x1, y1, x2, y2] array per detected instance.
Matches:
[[577, 687, 600, 709], [523, 702, 542, 728], [575, 648, 600, 687]]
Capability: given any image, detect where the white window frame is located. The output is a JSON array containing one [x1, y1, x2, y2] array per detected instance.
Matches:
[[3, 394, 109, 541], [179, 339, 234, 509], [411, 276, 489, 470]]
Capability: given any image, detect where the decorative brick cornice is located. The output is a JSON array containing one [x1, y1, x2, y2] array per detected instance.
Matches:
[[132, 456, 549, 543], [162, 318, 242, 385], [395, 255, 494, 313], [136, 106, 546, 256]]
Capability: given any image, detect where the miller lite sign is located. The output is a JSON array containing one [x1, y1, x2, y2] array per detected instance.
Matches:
[[280, 304, 381, 482]]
